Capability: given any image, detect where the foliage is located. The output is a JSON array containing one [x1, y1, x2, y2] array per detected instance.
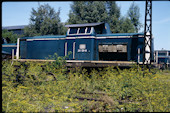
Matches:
[[2, 29, 23, 43], [24, 3, 65, 37], [2, 59, 170, 112], [106, 1, 121, 33], [68, 1, 108, 24], [119, 17, 135, 33], [68, 1, 141, 33], [128, 2, 143, 33]]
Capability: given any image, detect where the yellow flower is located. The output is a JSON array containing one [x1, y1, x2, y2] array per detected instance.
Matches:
[[153, 76, 158, 79], [12, 99, 19, 103], [18, 86, 28, 89]]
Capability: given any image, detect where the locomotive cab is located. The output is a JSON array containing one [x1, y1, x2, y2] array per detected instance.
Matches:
[[65, 22, 111, 37]]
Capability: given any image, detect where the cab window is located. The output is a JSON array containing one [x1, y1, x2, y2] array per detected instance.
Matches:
[[79, 27, 86, 33], [68, 27, 92, 35], [87, 27, 91, 33], [69, 28, 78, 34]]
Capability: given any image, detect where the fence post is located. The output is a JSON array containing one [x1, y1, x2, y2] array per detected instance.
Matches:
[[16, 38, 20, 59], [12, 49, 14, 60], [167, 51, 169, 68], [138, 48, 140, 64]]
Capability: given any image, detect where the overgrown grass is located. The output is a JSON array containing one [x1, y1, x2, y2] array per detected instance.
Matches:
[[2, 59, 170, 112]]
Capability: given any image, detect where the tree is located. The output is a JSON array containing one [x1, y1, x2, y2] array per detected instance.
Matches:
[[68, 1, 108, 24], [2, 29, 22, 43], [106, 1, 121, 33], [128, 2, 143, 33], [68, 1, 136, 33], [119, 17, 135, 33], [24, 4, 64, 37], [107, 1, 136, 33]]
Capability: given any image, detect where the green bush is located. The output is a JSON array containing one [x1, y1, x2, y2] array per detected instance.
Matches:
[[2, 59, 170, 112]]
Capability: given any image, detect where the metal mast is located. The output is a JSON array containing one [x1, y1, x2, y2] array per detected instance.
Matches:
[[143, 0, 152, 66]]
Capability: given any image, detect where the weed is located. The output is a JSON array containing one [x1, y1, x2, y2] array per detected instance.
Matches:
[[2, 58, 170, 112]]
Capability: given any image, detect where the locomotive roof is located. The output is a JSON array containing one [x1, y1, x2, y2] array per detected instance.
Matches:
[[20, 22, 144, 39], [97, 33, 144, 37], [20, 35, 66, 39], [65, 22, 105, 28]]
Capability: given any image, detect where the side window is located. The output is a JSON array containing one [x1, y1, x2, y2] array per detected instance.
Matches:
[[158, 53, 166, 56], [68, 27, 92, 35], [79, 27, 86, 33], [69, 28, 78, 34], [87, 27, 91, 33]]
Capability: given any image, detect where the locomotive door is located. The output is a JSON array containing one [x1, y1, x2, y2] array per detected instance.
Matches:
[[65, 41, 76, 60]]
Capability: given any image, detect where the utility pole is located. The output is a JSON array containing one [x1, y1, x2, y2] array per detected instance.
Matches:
[[143, 0, 152, 68]]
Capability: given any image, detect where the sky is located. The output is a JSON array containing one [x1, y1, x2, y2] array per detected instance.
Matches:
[[2, 1, 170, 50]]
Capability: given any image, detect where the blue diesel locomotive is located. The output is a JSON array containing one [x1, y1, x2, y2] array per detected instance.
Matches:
[[2, 22, 154, 66]]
